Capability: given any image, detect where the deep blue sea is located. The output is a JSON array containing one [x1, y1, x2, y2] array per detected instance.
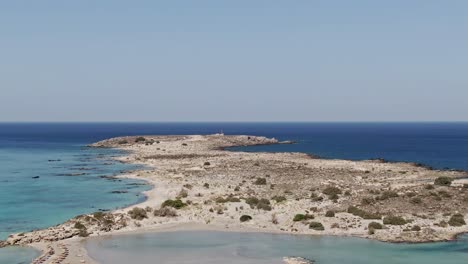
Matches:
[[1, 122, 467, 263]]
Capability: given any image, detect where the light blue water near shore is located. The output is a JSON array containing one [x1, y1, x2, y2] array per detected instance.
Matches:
[[0, 246, 39, 264], [85, 231, 468, 264], [0, 145, 148, 240], [0, 124, 152, 261]]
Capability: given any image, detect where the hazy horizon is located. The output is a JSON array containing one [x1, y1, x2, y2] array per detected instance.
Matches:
[[2, 1, 467, 122]]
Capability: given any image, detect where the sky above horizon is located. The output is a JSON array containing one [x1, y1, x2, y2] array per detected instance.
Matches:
[[1, 1, 467, 122]]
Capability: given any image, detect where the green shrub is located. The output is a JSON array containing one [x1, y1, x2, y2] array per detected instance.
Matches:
[[322, 186, 342, 197], [245, 197, 271, 211], [376, 190, 399, 200], [434, 177, 453, 186], [118, 140, 128, 144], [177, 189, 188, 199], [93, 212, 105, 220], [272, 196, 286, 203], [293, 214, 305, 221], [347, 206, 382, 219], [78, 229, 89, 237], [448, 214, 466, 227], [312, 196, 324, 202], [128, 207, 148, 220], [437, 190, 451, 198], [227, 197, 241, 203], [240, 215, 252, 222], [254, 178, 267, 185], [257, 199, 272, 211], [161, 199, 187, 209], [383, 216, 407, 225], [438, 220, 448, 227], [410, 197, 422, 204], [204, 162, 211, 166], [245, 197, 259, 207], [329, 193, 339, 201], [135, 137, 146, 142], [325, 210, 335, 217], [424, 184, 434, 190], [368, 222, 383, 229], [153, 207, 178, 217], [361, 197, 375, 205], [411, 225, 421, 231], [310, 192, 324, 202], [74, 222, 86, 230], [293, 214, 314, 221], [309, 222, 325, 231], [216, 196, 241, 203]]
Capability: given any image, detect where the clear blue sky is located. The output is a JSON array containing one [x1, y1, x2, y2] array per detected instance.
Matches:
[[1, 1, 467, 122]]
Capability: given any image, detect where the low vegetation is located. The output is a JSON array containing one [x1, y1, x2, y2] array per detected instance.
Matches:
[[309, 222, 325, 231], [177, 189, 188, 199], [325, 210, 335, 217], [240, 215, 252, 222], [254, 178, 267, 185], [376, 190, 399, 201], [245, 197, 272, 211], [434, 176, 453, 186], [161, 199, 187, 209], [361, 197, 375, 205], [74, 222, 86, 230], [322, 186, 342, 198], [410, 197, 422, 204], [128, 207, 148, 220], [154, 207, 178, 217], [215, 196, 241, 203], [271, 195, 286, 203], [347, 206, 382, 219], [368, 222, 384, 229], [448, 214, 466, 227], [293, 214, 314, 222], [383, 216, 407, 225], [135, 137, 146, 143]]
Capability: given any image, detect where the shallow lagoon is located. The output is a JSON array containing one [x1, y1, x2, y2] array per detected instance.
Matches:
[[86, 231, 468, 264], [0, 246, 39, 264]]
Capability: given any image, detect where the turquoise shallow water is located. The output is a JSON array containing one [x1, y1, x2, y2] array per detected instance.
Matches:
[[0, 246, 39, 264], [0, 124, 151, 261], [0, 145, 149, 240], [86, 231, 468, 264]]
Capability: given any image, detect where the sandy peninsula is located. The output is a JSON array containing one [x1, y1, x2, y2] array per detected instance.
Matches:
[[2, 134, 468, 264]]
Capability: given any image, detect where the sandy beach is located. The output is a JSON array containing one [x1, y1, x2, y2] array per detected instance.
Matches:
[[2, 134, 468, 264]]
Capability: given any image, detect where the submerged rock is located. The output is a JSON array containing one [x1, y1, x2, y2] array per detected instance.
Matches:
[[111, 190, 128, 194], [283, 257, 315, 264]]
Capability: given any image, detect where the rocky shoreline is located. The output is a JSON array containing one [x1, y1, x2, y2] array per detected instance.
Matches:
[[2, 134, 468, 263]]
